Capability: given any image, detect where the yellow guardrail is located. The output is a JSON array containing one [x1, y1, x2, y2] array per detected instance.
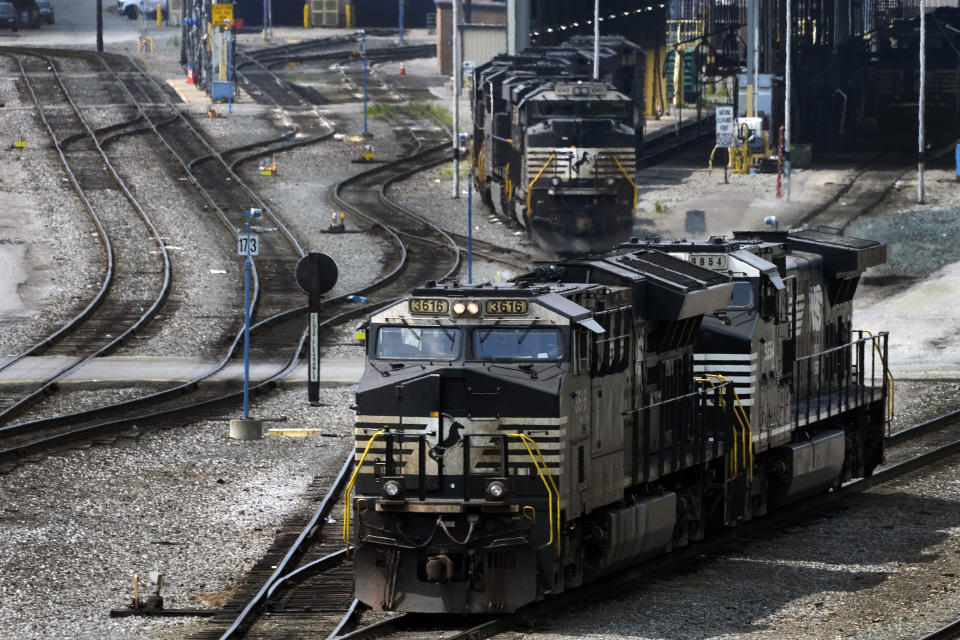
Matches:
[[699, 374, 753, 480], [610, 153, 638, 213], [342, 429, 386, 544], [507, 433, 561, 557], [525, 153, 555, 216], [857, 330, 894, 422]]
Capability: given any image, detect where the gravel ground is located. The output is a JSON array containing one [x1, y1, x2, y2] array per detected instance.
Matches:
[[3, 22, 960, 640], [0, 58, 103, 358], [0, 384, 355, 640]]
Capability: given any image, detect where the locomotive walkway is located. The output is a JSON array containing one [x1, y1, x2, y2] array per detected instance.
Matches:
[[0, 355, 365, 387]]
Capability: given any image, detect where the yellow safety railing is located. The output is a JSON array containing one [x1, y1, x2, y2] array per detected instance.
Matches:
[[342, 429, 386, 544], [525, 153, 555, 216], [857, 329, 895, 421], [506, 433, 562, 557], [476, 142, 486, 180], [610, 154, 638, 213], [699, 374, 753, 480], [504, 162, 512, 208]]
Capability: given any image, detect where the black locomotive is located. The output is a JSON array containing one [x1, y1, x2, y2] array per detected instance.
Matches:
[[346, 228, 889, 613], [471, 36, 644, 255]]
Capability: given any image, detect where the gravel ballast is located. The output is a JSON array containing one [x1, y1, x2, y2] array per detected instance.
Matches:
[[2, 19, 960, 640]]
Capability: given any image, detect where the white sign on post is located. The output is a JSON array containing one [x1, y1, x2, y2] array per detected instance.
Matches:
[[715, 106, 735, 148], [237, 234, 259, 256]]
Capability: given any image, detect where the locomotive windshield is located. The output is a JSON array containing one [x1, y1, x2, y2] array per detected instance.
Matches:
[[528, 100, 630, 122], [376, 326, 462, 359], [473, 327, 562, 360], [727, 281, 755, 309]]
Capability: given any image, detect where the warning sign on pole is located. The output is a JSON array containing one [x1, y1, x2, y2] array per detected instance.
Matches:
[[211, 3, 233, 26], [715, 106, 735, 148]]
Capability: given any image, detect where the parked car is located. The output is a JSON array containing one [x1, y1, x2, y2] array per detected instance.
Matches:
[[118, 0, 166, 20], [11, 0, 38, 27], [35, 0, 52, 24], [0, 1, 19, 30]]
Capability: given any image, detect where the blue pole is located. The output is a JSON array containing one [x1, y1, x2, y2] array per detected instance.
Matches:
[[227, 30, 233, 115], [398, 0, 403, 42], [243, 214, 252, 419], [467, 168, 473, 284], [955, 143, 960, 182], [362, 41, 368, 134]]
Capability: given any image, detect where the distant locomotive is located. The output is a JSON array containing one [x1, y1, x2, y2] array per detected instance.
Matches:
[[471, 36, 644, 255], [345, 228, 889, 613]]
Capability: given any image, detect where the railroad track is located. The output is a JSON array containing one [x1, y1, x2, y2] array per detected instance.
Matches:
[[0, 51, 171, 425], [183, 408, 960, 639], [918, 617, 960, 640], [0, 45, 530, 471], [637, 113, 716, 169], [339, 413, 960, 640], [0, 45, 405, 467]]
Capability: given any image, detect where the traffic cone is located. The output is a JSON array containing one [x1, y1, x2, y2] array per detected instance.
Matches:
[[186, 62, 196, 85], [399, 61, 405, 75]]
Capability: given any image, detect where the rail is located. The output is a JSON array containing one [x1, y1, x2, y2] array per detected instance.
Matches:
[[857, 328, 895, 423], [526, 152, 555, 215], [700, 373, 753, 480], [792, 331, 890, 431], [506, 432, 562, 556], [609, 153, 639, 212], [624, 381, 734, 484], [343, 429, 387, 543]]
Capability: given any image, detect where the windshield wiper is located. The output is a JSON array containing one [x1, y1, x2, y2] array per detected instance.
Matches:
[[516, 320, 540, 345], [477, 321, 503, 344], [432, 320, 457, 347]]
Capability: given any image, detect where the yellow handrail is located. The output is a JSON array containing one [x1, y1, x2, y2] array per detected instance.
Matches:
[[697, 377, 740, 476], [342, 429, 386, 544], [506, 433, 562, 557], [505, 162, 512, 208], [857, 329, 894, 421], [525, 153, 556, 216], [702, 374, 753, 481], [610, 153, 638, 213]]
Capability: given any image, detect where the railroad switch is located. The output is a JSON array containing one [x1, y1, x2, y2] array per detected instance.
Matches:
[[352, 143, 377, 163], [328, 211, 346, 233], [129, 572, 166, 610]]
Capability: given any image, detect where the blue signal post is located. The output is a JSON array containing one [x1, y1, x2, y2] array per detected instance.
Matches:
[[242, 208, 260, 419], [467, 166, 473, 284], [360, 30, 368, 134], [398, 0, 404, 43]]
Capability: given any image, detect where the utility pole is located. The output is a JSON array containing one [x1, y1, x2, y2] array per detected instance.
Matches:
[[593, 0, 599, 80], [398, 0, 404, 43], [753, 0, 759, 117], [96, 0, 103, 52], [452, 0, 461, 199], [918, 0, 926, 203], [784, 0, 792, 201]]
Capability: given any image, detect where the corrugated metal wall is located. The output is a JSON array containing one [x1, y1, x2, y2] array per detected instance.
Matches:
[[462, 25, 507, 69]]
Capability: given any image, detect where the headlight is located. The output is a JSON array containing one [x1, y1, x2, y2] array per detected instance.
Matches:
[[606, 177, 615, 186], [551, 177, 561, 187], [486, 480, 507, 500], [466, 301, 479, 315], [452, 301, 466, 315], [382, 479, 402, 499]]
